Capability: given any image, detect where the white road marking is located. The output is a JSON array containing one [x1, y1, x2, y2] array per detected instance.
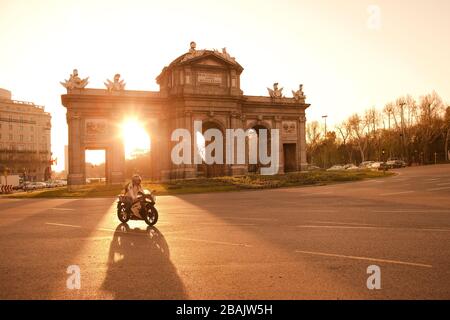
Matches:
[[97, 227, 119, 232], [173, 236, 252, 248], [296, 191, 334, 197], [294, 250, 433, 268], [306, 220, 376, 226], [45, 222, 81, 228], [380, 191, 414, 196], [373, 210, 429, 213], [303, 209, 338, 213], [199, 222, 257, 226], [295, 225, 450, 232], [427, 186, 450, 192], [296, 225, 379, 230], [373, 209, 450, 214], [222, 217, 278, 222]]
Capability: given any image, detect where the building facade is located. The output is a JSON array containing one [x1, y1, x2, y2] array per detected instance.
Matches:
[[61, 43, 310, 187], [0, 88, 52, 181]]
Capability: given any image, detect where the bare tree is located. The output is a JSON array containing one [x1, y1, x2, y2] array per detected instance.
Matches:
[[443, 107, 450, 161], [306, 121, 322, 165], [336, 120, 353, 163], [348, 114, 368, 162], [417, 91, 445, 162]]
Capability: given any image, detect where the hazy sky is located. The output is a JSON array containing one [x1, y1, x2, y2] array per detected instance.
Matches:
[[1, 0, 449, 171]]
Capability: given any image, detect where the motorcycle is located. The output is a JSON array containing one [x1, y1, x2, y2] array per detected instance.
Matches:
[[117, 189, 158, 226]]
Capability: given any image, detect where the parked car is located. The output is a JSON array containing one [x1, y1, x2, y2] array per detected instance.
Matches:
[[22, 182, 37, 190], [344, 164, 360, 171], [386, 158, 407, 168], [53, 180, 67, 187], [370, 161, 389, 171], [45, 181, 57, 188], [327, 165, 344, 171], [34, 182, 47, 189], [359, 161, 375, 169]]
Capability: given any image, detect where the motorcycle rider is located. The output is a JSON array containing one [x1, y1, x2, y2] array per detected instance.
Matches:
[[125, 174, 144, 207]]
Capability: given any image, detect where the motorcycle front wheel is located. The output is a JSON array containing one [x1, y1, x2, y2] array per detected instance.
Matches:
[[144, 206, 158, 226], [117, 202, 130, 223]]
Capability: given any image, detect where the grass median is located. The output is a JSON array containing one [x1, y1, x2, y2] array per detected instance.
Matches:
[[4, 170, 393, 199]]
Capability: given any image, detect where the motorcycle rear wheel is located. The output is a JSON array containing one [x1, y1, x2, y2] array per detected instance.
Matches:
[[144, 206, 158, 226]]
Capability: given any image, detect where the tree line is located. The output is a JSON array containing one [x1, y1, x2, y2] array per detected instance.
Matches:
[[306, 91, 450, 168]]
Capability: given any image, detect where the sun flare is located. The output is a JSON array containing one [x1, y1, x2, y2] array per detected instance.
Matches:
[[121, 119, 151, 159]]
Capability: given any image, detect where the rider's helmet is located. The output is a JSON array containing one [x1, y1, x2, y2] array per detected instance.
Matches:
[[132, 174, 142, 186]]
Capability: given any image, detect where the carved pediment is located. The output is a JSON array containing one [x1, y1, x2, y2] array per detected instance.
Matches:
[[186, 52, 243, 72], [194, 57, 226, 67]]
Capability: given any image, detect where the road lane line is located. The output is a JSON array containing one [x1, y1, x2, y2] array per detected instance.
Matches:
[[306, 221, 376, 226], [45, 222, 81, 228], [427, 186, 450, 192], [297, 191, 334, 197], [372, 209, 450, 213], [173, 236, 252, 248], [296, 225, 379, 230], [380, 191, 414, 196], [199, 223, 257, 226], [303, 210, 338, 213], [222, 217, 278, 222], [311, 191, 334, 195], [294, 250, 432, 268], [295, 225, 450, 232]]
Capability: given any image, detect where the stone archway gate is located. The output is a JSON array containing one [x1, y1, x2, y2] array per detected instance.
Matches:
[[61, 43, 310, 188]]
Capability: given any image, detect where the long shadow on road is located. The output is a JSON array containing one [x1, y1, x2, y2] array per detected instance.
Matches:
[[101, 224, 187, 299]]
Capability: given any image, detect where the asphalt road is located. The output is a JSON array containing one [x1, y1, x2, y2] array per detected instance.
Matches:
[[1, 164, 450, 300]]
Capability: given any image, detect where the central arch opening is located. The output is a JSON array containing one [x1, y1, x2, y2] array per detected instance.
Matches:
[[120, 118, 151, 179], [248, 124, 271, 173], [85, 149, 106, 184], [197, 121, 226, 178]]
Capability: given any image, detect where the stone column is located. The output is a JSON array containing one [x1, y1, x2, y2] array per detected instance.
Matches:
[[110, 139, 125, 184], [169, 113, 189, 179], [159, 116, 172, 182], [67, 113, 85, 189], [274, 116, 284, 174], [229, 112, 247, 175], [298, 114, 308, 171], [184, 111, 197, 179]]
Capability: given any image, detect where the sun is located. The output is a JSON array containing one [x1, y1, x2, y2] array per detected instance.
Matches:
[[121, 119, 151, 159]]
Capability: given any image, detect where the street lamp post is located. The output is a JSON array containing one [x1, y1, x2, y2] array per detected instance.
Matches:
[[322, 115, 328, 137], [322, 115, 328, 168]]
